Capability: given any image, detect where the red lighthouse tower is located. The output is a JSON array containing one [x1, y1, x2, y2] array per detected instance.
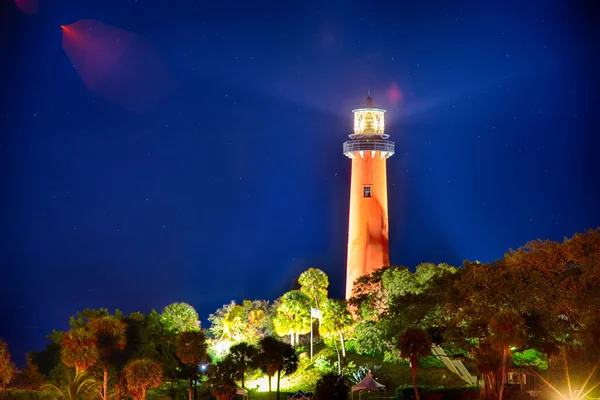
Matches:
[[344, 93, 395, 299]]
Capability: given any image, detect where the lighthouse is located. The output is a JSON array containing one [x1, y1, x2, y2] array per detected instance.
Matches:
[[344, 93, 395, 299]]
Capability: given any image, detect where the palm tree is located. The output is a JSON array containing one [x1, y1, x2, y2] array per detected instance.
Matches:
[[123, 359, 162, 400], [319, 299, 353, 358], [207, 358, 237, 400], [176, 331, 207, 400], [298, 268, 329, 309], [257, 337, 298, 400], [272, 290, 311, 346], [161, 302, 201, 334], [0, 338, 16, 389], [60, 328, 99, 374], [397, 328, 432, 400], [228, 342, 258, 389], [490, 311, 526, 400], [474, 342, 502, 400], [88, 316, 127, 400], [275, 344, 299, 400], [42, 370, 99, 400]]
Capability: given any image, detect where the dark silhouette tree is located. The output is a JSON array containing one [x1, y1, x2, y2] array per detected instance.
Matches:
[[397, 328, 432, 400], [88, 316, 127, 400], [228, 342, 258, 389], [176, 330, 207, 400], [315, 372, 350, 400]]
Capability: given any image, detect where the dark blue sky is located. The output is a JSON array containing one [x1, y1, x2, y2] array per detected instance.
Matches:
[[2, 0, 599, 365]]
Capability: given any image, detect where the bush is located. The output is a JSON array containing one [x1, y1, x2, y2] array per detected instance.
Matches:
[[0, 390, 55, 400], [315, 372, 350, 400], [344, 340, 357, 354], [419, 356, 444, 369], [394, 386, 427, 400]]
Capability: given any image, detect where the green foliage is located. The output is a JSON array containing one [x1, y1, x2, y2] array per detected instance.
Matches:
[[512, 349, 548, 370], [418, 356, 444, 369], [160, 303, 200, 334], [298, 268, 329, 309], [208, 300, 271, 344], [273, 291, 311, 346], [344, 340, 356, 354]]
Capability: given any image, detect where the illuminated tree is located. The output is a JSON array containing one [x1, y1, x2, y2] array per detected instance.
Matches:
[[123, 359, 162, 400], [272, 290, 311, 346], [0, 338, 16, 389], [208, 300, 271, 345], [319, 299, 353, 358], [42, 371, 99, 400], [298, 268, 329, 309], [160, 302, 200, 334], [228, 342, 258, 389], [176, 331, 207, 400], [60, 327, 99, 374], [88, 316, 127, 400], [15, 354, 46, 390], [397, 328, 432, 400]]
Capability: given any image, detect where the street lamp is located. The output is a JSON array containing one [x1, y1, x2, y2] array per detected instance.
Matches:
[[443, 374, 447, 389]]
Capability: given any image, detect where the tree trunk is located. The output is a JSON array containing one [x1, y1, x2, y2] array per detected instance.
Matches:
[[141, 388, 146, 400], [241, 369, 245, 389], [333, 341, 341, 374], [189, 365, 193, 400], [499, 348, 508, 400], [411, 355, 420, 400], [268, 375, 272, 400], [339, 330, 346, 358], [290, 331, 294, 346], [103, 354, 109, 400], [296, 331, 299, 346], [276, 370, 282, 400]]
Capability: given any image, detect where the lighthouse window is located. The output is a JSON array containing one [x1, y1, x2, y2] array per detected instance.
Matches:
[[363, 186, 372, 198]]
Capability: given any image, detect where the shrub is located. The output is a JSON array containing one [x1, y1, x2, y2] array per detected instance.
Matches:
[[315, 372, 350, 400], [344, 340, 357, 354], [419, 356, 444, 369]]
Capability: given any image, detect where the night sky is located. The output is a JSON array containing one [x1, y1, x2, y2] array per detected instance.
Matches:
[[2, 0, 599, 365]]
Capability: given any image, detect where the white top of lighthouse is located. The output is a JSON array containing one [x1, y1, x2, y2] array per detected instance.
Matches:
[[351, 92, 387, 139], [343, 92, 394, 159]]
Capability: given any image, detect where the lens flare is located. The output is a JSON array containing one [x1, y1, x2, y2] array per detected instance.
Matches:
[[15, 0, 38, 14], [61, 19, 176, 115]]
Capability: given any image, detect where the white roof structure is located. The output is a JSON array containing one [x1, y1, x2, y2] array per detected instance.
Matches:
[[351, 372, 386, 393], [235, 384, 248, 399]]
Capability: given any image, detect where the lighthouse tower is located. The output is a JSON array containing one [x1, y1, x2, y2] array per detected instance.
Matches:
[[344, 93, 395, 299]]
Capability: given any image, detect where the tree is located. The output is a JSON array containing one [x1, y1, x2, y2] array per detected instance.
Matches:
[[60, 327, 99, 374], [257, 337, 298, 400], [42, 371, 99, 400], [0, 338, 15, 389], [319, 299, 353, 359], [176, 331, 207, 400], [161, 302, 200, 334], [228, 342, 258, 389], [13, 354, 45, 390], [315, 372, 350, 400], [298, 268, 329, 309], [272, 291, 311, 346], [88, 316, 127, 400], [397, 328, 432, 400], [490, 311, 527, 400], [207, 358, 237, 400], [208, 300, 271, 344], [123, 359, 162, 400]]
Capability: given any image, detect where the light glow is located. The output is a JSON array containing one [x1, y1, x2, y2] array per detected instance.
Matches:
[[353, 109, 386, 135]]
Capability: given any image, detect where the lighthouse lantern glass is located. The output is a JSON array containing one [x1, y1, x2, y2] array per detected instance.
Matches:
[[353, 110, 385, 135]]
